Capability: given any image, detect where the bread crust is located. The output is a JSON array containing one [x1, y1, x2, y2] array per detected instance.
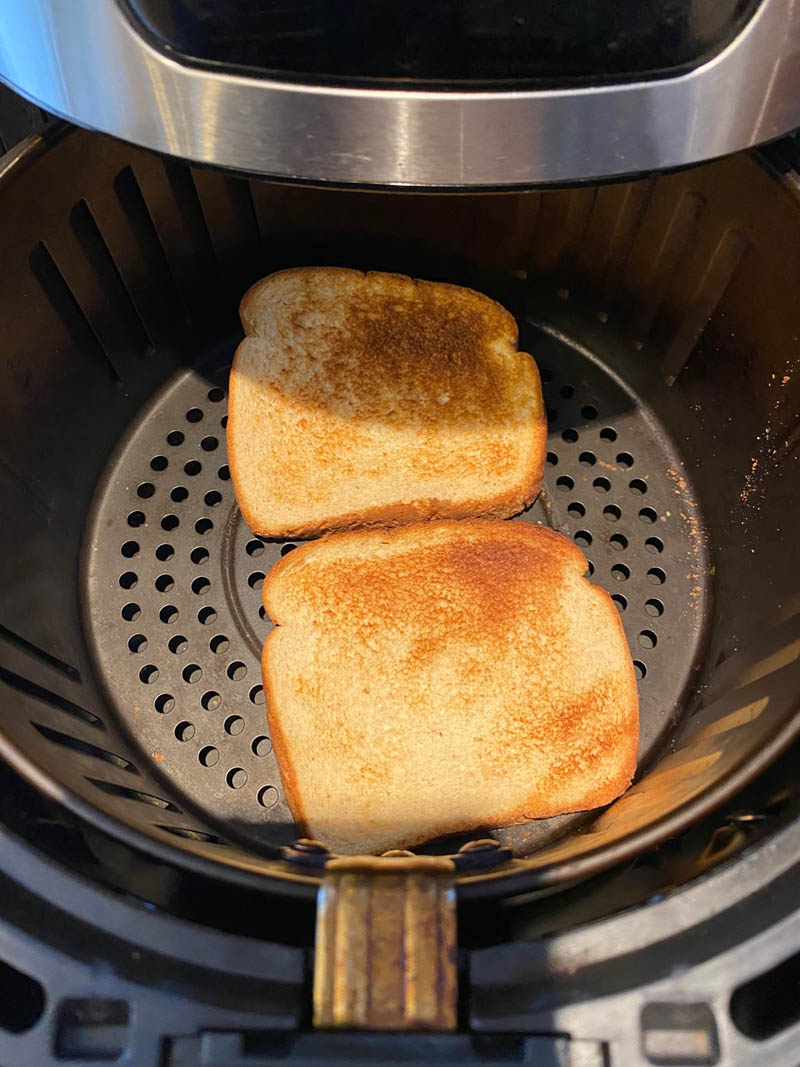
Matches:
[[228, 268, 546, 539], [261, 635, 310, 837]]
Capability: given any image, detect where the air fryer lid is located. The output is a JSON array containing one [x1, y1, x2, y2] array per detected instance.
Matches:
[[0, 127, 799, 902], [2, 0, 800, 185]]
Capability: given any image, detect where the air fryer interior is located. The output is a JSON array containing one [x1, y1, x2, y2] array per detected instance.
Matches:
[[1, 126, 799, 897]]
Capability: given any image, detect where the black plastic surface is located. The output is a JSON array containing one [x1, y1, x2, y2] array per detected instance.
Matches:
[[1, 125, 800, 900], [124, 0, 761, 87]]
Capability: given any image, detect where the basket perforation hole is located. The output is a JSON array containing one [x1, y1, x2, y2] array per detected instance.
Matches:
[[258, 785, 279, 808], [170, 486, 188, 503], [616, 452, 634, 469], [567, 502, 585, 517], [210, 635, 229, 654], [611, 564, 630, 581], [186, 408, 203, 423], [161, 514, 179, 531], [593, 477, 611, 493], [199, 746, 219, 767], [227, 768, 247, 789], [121, 603, 140, 622], [127, 511, 145, 528], [645, 536, 664, 554], [184, 460, 202, 477], [579, 451, 596, 466], [246, 539, 265, 557], [191, 576, 211, 596], [633, 661, 647, 680], [645, 598, 665, 617], [280, 543, 297, 556], [139, 664, 158, 684], [225, 715, 245, 736], [185, 551, 210, 576], [197, 606, 217, 625], [186, 550, 209, 573], [574, 531, 592, 548], [546, 408, 558, 423], [599, 427, 617, 442], [168, 634, 188, 655], [119, 571, 137, 590], [561, 428, 578, 443], [647, 567, 666, 585], [581, 405, 598, 420], [121, 541, 139, 558], [155, 543, 174, 561], [202, 691, 221, 710], [639, 507, 658, 524], [175, 721, 194, 741], [159, 605, 179, 624], [248, 572, 265, 589], [128, 634, 147, 653], [220, 414, 228, 428], [611, 594, 627, 612], [227, 661, 247, 681], [559, 385, 575, 399], [155, 694, 174, 714], [584, 561, 594, 577], [252, 736, 272, 756], [201, 436, 218, 452], [556, 476, 574, 492], [155, 574, 174, 593], [249, 685, 265, 705], [603, 505, 621, 522], [218, 465, 230, 481], [137, 482, 155, 499], [195, 518, 213, 535], [150, 455, 168, 471], [546, 451, 558, 466], [629, 479, 648, 495], [208, 387, 225, 403], [610, 534, 628, 551], [183, 663, 202, 684], [204, 490, 222, 508], [258, 605, 267, 621], [639, 630, 658, 649], [167, 430, 184, 446]]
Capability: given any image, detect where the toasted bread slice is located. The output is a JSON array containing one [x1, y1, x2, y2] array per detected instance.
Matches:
[[262, 520, 639, 855], [228, 268, 546, 538]]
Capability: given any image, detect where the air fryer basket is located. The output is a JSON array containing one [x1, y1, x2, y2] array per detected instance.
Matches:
[[1, 126, 799, 900]]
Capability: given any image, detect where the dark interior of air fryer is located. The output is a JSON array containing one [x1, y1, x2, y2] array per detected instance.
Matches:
[[1, 126, 799, 894]]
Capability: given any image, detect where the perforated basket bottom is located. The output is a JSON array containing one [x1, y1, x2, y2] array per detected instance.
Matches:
[[82, 317, 710, 858]]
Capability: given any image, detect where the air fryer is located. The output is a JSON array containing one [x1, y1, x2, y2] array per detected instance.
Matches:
[[0, 116, 799, 1031]]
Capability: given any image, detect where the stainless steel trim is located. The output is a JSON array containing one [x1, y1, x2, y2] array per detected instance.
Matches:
[[0, 0, 799, 187]]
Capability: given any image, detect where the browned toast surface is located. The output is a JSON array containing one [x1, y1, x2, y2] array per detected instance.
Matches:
[[262, 520, 639, 854], [228, 268, 546, 538]]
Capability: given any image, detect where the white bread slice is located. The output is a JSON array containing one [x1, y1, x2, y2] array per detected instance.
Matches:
[[228, 268, 546, 538], [262, 520, 639, 855]]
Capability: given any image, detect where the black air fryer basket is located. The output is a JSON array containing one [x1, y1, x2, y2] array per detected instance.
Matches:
[[1, 123, 800, 1034], [2, 125, 800, 893]]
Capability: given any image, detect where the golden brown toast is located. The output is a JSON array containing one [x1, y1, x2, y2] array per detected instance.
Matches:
[[262, 520, 639, 855], [228, 268, 546, 538]]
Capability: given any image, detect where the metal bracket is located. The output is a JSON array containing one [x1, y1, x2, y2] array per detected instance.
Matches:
[[282, 838, 512, 1031], [314, 854, 457, 1030]]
